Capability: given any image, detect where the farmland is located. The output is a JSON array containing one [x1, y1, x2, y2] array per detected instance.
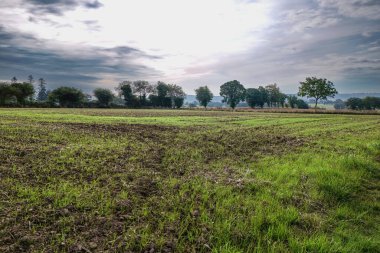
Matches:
[[0, 108, 379, 252]]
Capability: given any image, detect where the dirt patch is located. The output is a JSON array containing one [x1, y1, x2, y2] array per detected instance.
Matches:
[[132, 177, 159, 197], [60, 122, 179, 137]]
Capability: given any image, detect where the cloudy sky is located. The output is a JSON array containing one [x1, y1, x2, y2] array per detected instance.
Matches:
[[0, 0, 379, 94]]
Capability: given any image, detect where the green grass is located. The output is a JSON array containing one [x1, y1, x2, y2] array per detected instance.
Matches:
[[0, 108, 379, 252]]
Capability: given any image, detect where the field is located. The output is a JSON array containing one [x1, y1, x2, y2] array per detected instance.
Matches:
[[0, 108, 379, 253]]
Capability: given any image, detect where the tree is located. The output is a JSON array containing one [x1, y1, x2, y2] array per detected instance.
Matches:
[[362, 97, 380, 110], [288, 95, 298, 108], [147, 82, 185, 108], [28, 75, 35, 85], [174, 97, 184, 108], [345, 97, 363, 110], [167, 84, 186, 108], [49, 86, 85, 107], [278, 92, 287, 108], [245, 88, 261, 108], [37, 78, 48, 101], [94, 88, 114, 107], [195, 86, 213, 108], [257, 86, 268, 108], [148, 81, 169, 107], [156, 81, 169, 98], [0, 82, 16, 105], [295, 99, 309, 109], [298, 77, 337, 108], [11, 77, 17, 84], [118, 81, 138, 107], [265, 84, 281, 107], [157, 83, 172, 107], [11, 82, 35, 105], [132, 80, 151, 105], [115, 81, 132, 97], [346, 97, 380, 110], [220, 80, 246, 109]]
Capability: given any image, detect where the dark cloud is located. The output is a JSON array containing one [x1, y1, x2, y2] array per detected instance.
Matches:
[[103, 46, 163, 60], [84, 0, 103, 9], [24, 0, 102, 15], [0, 27, 161, 91]]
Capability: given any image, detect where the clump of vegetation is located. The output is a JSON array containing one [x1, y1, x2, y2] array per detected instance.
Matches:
[[94, 88, 114, 107], [116, 80, 186, 108], [48, 86, 86, 107], [346, 96, 380, 110], [0, 82, 34, 106]]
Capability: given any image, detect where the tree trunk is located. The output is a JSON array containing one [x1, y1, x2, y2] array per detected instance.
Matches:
[[315, 98, 318, 108]]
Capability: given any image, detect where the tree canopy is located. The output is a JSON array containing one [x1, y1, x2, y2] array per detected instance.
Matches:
[[346, 97, 380, 110], [220, 80, 246, 109], [49, 86, 86, 107], [94, 88, 114, 107], [10, 82, 35, 105], [195, 86, 213, 108], [298, 77, 337, 108]]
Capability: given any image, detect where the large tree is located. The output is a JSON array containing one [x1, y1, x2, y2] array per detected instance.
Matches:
[[362, 97, 380, 110], [287, 95, 298, 108], [94, 88, 114, 107], [245, 88, 261, 108], [219, 80, 246, 109], [119, 82, 137, 107], [132, 80, 151, 105], [148, 82, 169, 107], [345, 97, 363, 110], [195, 86, 213, 108], [0, 82, 16, 105], [265, 83, 281, 107], [49, 86, 85, 107], [298, 77, 337, 108], [11, 82, 35, 105], [257, 86, 268, 108], [167, 84, 186, 108]]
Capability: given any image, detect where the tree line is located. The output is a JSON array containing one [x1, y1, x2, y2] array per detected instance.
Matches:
[[344, 97, 380, 110], [196, 77, 338, 109], [3, 75, 377, 111], [0, 76, 187, 108]]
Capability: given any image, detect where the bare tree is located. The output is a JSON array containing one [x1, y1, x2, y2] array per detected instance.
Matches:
[[28, 75, 35, 84]]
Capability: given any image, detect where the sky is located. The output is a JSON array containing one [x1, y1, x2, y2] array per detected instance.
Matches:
[[0, 0, 379, 94]]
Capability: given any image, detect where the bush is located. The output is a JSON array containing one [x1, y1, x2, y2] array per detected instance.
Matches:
[[295, 99, 309, 109], [49, 87, 86, 107], [94, 88, 114, 107]]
